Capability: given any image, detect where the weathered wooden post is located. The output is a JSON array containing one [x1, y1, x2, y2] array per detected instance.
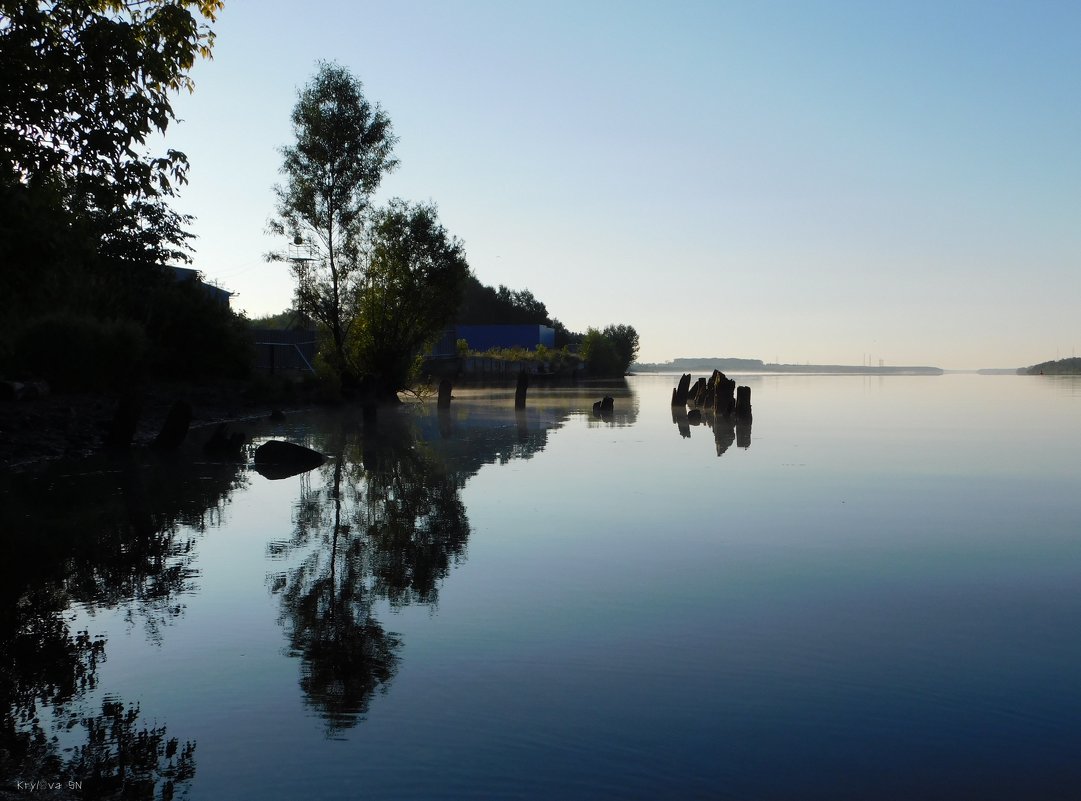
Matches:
[[437, 378, 452, 409], [689, 377, 707, 406], [701, 370, 720, 409], [735, 385, 752, 420], [673, 373, 691, 406], [715, 374, 736, 417], [515, 370, 529, 409]]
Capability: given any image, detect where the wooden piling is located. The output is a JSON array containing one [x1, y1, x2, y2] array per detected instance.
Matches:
[[673, 373, 691, 406], [735, 385, 752, 420], [515, 370, 529, 409], [437, 378, 452, 409]]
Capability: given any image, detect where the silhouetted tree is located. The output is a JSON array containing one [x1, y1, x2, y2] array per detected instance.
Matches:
[[581, 324, 639, 375], [0, 0, 220, 279], [268, 61, 398, 385], [351, 200, 469, 399], [456, 276, 554, 326], [603, 324, 640, 371], [0, 1, 261, 386]]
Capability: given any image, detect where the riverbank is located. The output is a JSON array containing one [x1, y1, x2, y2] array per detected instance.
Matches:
[[0, 380, 308, 471]]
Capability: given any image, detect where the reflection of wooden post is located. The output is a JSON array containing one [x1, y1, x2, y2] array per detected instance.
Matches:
[[437, 378, 452, 409], [515, 370, 529, 409], [672, 407, 691, 438], [735, 385, 752, 420], [715, 375, 736, 417], [736, 420, 752, 449]]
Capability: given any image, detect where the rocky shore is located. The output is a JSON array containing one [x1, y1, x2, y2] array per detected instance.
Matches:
[[0, 381, 300, 471]]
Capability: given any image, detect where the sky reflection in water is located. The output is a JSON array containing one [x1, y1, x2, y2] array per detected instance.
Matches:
[[3, 374, 1081, 799]]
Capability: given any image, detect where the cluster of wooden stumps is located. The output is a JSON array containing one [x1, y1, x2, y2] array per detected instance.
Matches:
[[672, 371, 752, 454], [672, 371, 752, 420]]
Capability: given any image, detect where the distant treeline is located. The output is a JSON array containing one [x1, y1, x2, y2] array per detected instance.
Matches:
[[1021, 357, 1081, 375], [632, 358, 944, 376], [633, 357, 766, 372]]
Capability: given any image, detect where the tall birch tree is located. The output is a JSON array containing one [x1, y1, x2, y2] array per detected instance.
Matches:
[[268, 62, 397, 384]]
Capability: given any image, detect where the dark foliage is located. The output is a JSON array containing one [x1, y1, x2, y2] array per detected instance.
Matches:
[[456, 276, 549, 325], [0, 1, 251, 389], [351, 200, 469, 397], [268, 61, 398, 384], [581, 324, 639, 376]]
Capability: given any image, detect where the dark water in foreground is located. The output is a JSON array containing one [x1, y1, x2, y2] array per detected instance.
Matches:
[[3, 374, 1081, 800]]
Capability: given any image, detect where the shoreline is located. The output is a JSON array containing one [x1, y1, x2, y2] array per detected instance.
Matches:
[[0, 381, 308, 472]]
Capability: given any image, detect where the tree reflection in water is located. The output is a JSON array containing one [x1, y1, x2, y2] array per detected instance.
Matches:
[[269, 411, 471, 734], [1, 453, 244, 797]]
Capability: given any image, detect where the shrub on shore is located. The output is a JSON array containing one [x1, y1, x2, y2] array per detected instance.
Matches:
[[10, 314, 149, 391]]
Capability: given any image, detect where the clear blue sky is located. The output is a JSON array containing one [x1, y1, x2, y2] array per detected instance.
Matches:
[[165, 0, 1080, 368]]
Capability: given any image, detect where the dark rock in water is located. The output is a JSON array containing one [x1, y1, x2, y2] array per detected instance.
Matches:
[[152, 400, 191, 449], [253, 439, 326, 480], [269, 408, 286, 422], [687, 408, 703, 424], [204, 423, 246, 459], [104, 392, 142, 449]]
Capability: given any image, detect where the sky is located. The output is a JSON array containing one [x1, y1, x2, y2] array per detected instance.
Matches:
[[163, 0, 1081, 369]]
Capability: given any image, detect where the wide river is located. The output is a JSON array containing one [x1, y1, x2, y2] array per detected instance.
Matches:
[[3, 373, 1081, 799]]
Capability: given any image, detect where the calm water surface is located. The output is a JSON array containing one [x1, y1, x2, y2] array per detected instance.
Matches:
[[3, 374, 1081, 799]]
